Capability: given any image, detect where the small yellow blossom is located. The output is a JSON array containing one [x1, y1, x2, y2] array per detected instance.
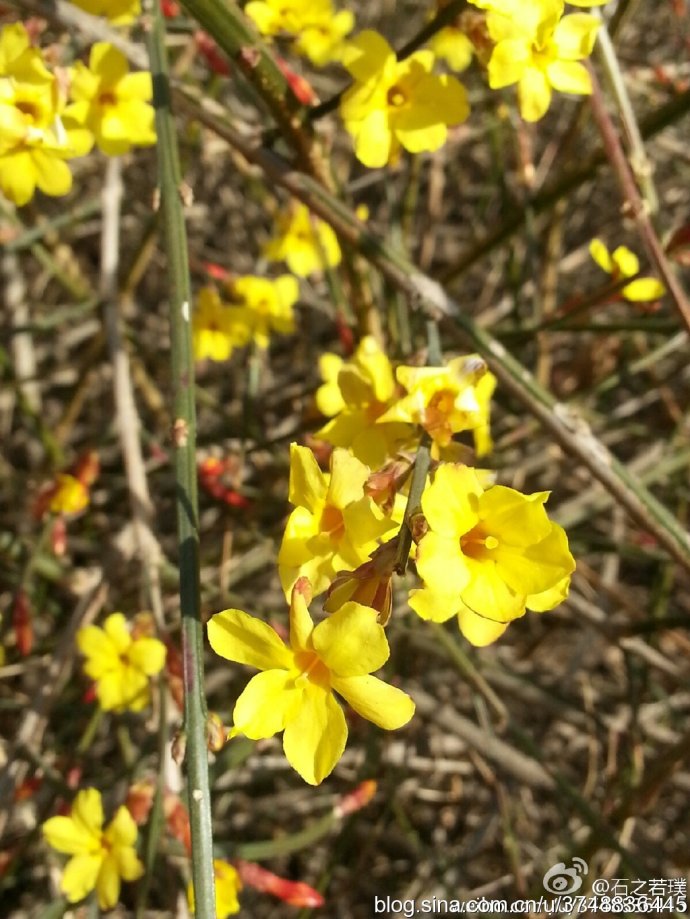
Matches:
[[340, 30, 469, 168], [409, 464, 575, 644], [46, 474, 89, 516], [245, 0, 354, 66], [188, 860, 242, 918], [193, 287, 249, 362], [65, 43, 155, 155], [0, 24, 90, 205], [69, 0, 142, 25], [278, 444, 397, 598], [264, 202, 341, 277], [228, 274, 299, 349], [377, 355, 493, 449], [482, 0, 600, 121], [315, 336, 411, 467], [589, 238, 665, 302], [208, 578, 415, 785], [42, 788, 143, 909], [77, 612, 166, 712]]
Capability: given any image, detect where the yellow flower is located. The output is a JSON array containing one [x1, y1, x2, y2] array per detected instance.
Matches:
[[69, 0, 142, 25], [483, 0, 600, 121], [409, 464, 575, 644], [48, 474, 90, 516], [228, 274, 299, 349], [377, 355, 492, 448], [0, 25, 90, 205], [589, 238, 665, 302], [42, 788, 144, 909], [315, 336, 411, 467], [340, 30, 469, 168], [278, 444, 397, 599], [65, 43, 155, 155], [207, 578, 415, 785], [188, 860, 242, 918], [77, 612, 167, 712], [193, 286, 249, 361], [264, 202, 341, 277], [246, 0, 354, 66]]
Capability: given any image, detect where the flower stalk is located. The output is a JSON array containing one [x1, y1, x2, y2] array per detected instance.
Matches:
[[145, 1, 215, 915]]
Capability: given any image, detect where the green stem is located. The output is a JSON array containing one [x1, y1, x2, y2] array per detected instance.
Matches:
[[145, 3, 215, 916], [394, 321, 441, 574]]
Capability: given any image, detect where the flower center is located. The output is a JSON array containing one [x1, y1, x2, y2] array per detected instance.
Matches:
[[16, 100, 40, 122], [460, 525, 499, 560], [98, 90, 117, 108], [387, 85, 407, 108], [423, 388, 456, 442], [294, 650, 330, 688], [320, 504, 345, 542]]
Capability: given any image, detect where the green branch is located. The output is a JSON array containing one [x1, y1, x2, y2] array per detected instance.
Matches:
[[145, 3, 215, 916]]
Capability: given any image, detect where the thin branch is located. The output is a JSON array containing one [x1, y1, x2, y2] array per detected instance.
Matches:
[[587, 63, 690, 336], [145, 2, 216, 915]]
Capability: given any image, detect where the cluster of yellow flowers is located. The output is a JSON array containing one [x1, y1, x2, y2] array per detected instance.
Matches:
[[0, 24, 154, 206], [335, 0, 609, 166], [193, 273, 299, 360], [41, 614, 166, 906], [243, 1, 608, 166], [192, 201, 344, 360], [245, 0, 354, 66], [208, 337, 575, 785]]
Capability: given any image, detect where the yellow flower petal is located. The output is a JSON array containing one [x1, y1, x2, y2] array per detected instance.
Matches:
[[312, 602, 389, 676], [288, 443, 328, 513], [622, 277, 665, 301], [127, 637, 167, 676], [460, 556, 525, 622], [61, 853, 103, 904], [232, 669, 298, 739], [103, 806, 138, 848], [342, 30, 393, 82], [207, 609, 293, 671], [488, 38, 530, 88], [546, 59, 592, 96], [415, 531, 471, 598], [71, 788, 103, 836], [527, 574, 571, 612], [518, 66, 552, 121], [421, 464, 482, 537], [611, 245, 640, 276], [457, 605, 511, 646], [327, 449, 369, 508], [289, 579, 314, 653], [589, 237, 613, 273], [407, 587, 457, 623], [552, 13, 600, 60], [278, 506, 318, 566], [331, 673, 415, 729], [96, 855, 122, 910], [283, 683, 347, 785], [43, 815, 97, 855], [103, 612, 132, 654]]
